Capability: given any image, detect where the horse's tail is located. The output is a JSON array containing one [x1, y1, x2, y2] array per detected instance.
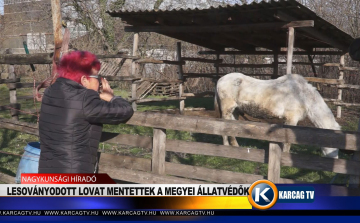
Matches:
[[214, 85, 222, 118]]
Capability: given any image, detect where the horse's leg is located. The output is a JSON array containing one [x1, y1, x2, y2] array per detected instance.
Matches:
[[228, 109, 240, 147], [282, 118, 299, 153], [220, 99, 238, 146], [321, 148, 339, 159]]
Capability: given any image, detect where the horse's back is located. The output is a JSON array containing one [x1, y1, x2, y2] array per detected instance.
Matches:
[[216, 73, 309, 119]]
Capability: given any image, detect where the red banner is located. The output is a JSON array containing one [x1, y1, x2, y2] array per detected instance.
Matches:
[[21, 174, 116, 184]]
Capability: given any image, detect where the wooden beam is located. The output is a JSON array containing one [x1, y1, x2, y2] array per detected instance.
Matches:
[[281, 152, 360, 176], [7, 82, 42, 89], [166, 162, 264, 184], [99, 152, 263, 184], [104, 76, 141, 81], [333, 102, 360, 107], [304, 77, 345, 85], [166, 139, 266, 163], [96, 54, 140, 60], [324, 98, 341, 102], [99, 165, 207, 184], [135, 58, 185, 65], [337, 84, 360, 90], [0, 54, 52, 64], [51, 0, 63, 64], [100, 133, 152, 149], [184, 73, 273, 78], [278, 62, 325, 66], [139, 78, 183, 83], [215, 64, 273, 68], [0, 118, 39, 136], [199, 51, 343, 55], [125, 112, 360, 151], [0, 53, 140, 65], [287, 27, 295, 75], [274, 12, 348, 52], [340, 67, 359, 71], [0, 78, 20, 84], [181, 57, 223, 63], [135, 97, 186, 103], [99, 153, 151, 172], [125, 21, 314, 33]]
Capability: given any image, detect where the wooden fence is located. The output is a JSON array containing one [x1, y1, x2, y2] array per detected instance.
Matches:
[[3, 49, 358, 118], [194, 50, 360, 118], [0, 111, 360, 195]]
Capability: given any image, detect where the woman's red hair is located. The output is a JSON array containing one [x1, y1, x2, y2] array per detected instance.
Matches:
[[57, 51, 101, 83]]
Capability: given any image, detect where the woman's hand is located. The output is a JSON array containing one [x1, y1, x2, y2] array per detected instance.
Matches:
[[99, 78, 114, 102]]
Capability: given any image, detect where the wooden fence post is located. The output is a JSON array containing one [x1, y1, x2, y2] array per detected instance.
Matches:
[[286, 27, 295, 75], [214, 53, 220, 116], [152, 128, 166, 175], [130, 32, 140, 111], [8, 64, 19, 121], [177, 42, 185, 114], [131, 81, 137, 111], [51, 0, 63, 63], [349, 120, 360, 188], [131, 32, 139, 77], [337, 54, 345, 118], [272, 50, 279, 79], [268, 142, 282, 183]]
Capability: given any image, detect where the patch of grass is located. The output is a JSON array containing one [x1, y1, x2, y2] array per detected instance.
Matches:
[[341, 118, 359, 131], [0, 129, 39, 176], [112, 89, 129, 99]]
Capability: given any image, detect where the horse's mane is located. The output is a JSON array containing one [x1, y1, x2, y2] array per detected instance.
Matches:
[[288, 74, 340, 130]]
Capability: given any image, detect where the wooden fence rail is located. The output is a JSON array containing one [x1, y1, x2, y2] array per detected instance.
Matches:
[[0, 53, 140, 65], [1, 112, 360, 190]]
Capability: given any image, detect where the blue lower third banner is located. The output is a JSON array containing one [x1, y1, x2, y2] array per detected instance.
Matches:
[[0, 183, 359, 221]]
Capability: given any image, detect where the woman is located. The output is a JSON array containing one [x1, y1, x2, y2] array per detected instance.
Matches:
[[38, 51, 134, 173]]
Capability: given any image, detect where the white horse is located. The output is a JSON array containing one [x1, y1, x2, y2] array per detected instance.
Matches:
[[215, 73, 340, 158]]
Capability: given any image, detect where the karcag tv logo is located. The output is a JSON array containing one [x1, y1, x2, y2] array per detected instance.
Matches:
[[248, 180, 278, 210]]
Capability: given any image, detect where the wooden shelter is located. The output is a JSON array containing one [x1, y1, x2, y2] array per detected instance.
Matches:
[[108, 0, 352, 52], [107, 0, 356, 117]]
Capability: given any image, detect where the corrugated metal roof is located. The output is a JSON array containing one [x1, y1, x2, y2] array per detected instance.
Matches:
[[107, 0, 354, 52], [106, 0, 222, 12]]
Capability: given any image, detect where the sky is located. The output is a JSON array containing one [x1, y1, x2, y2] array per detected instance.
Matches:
[[0, 0, 3, 15]]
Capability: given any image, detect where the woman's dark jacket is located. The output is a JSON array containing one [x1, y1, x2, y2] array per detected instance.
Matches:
[[38, 77, 134, 173]]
